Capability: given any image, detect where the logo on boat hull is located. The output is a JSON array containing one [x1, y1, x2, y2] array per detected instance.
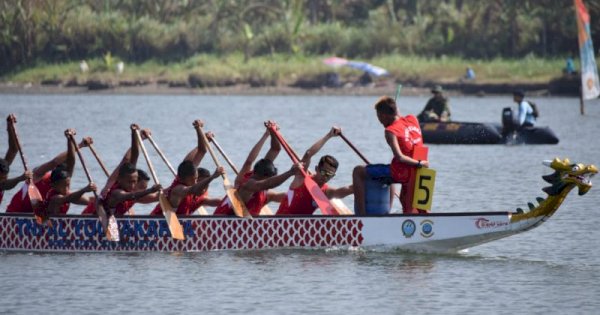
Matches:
[[420, 220, 434, 238], [402, 220, 416, 238], [474, 217, 509, 229]]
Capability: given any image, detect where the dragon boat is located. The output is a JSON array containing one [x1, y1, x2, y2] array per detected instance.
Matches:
[[0, 158, 595, 253]]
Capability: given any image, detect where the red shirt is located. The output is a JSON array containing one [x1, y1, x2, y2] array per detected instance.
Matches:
[[150, 178, 209, 216], [6, 172, 52, 213], [276, 180, 328, 216], [81, 199, 97, 215], [102, 182, 135, 217], [213, 172, 266, 216], [386, 115, 423, 183], [43, 188, 70, 215]]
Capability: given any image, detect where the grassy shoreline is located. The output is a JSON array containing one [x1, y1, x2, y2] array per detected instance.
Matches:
[[2, 54, 569, 87]]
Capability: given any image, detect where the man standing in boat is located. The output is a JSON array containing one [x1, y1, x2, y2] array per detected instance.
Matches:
[[1, 114, 32, 206], [213, 122, 300, 216], [42, 129, 97, 215], [150, 120, 224, 216], [513, 90, 536, 128], [353, 96, 429, 215], [102, 124, 161, 217], [417, 85, 451, 122], [6, 126, 93, 213], [276, 127, 353, 216]]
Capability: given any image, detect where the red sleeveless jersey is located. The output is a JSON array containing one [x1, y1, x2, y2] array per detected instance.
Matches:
[[150, 178, 209, 216], [103, 182, 135, 217], [81, 199, 96, 215], [6, 172, 52, 213], [276, 180, 328, 215], [214, 172, 266, 216], [43, 188, 70, 215], [385, 115, 423, 183]]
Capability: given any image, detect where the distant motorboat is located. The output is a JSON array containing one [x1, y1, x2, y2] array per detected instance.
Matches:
[[420, 107, 559, 145]]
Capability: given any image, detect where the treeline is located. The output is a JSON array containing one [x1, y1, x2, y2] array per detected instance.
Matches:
[[1, 0, 598, 75]]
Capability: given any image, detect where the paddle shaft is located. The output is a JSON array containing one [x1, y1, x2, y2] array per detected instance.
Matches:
[[134, 130, 160, 185], [197, 126, 227, 180], [88, 144, 110, 177], [146, 135, 176, 176], [339, 133, 370, 164], [210, 136, 240, 175], [67, 135, 99, 199], [9, 122, 30, 171]]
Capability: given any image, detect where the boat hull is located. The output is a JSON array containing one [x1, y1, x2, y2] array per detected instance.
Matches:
[[0, 212, 539, 254], [420, 122, 559, 145]]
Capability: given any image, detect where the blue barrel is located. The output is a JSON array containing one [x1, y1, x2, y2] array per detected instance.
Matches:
[[364, 177, 391, 214]]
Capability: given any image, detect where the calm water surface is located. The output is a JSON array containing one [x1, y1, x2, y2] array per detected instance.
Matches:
[[0, 94, 599, 314]]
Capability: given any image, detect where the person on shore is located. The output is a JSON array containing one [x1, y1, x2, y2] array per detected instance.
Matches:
[[43, 129, 96, 215], [513, 90, 536, 128], [276, 127, 353, 216], [150, 120, 224, 217], [352, 96, 429, 215], [101, 124, 161, 217], [464, 67, 476, 80], [417, 85, 451, 122], [1, 114, 32, 206], [213, 121, 300, 216], [6, 126, 92, 213]]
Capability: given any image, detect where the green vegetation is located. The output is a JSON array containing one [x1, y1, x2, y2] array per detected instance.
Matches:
[[0, 0, 596, 83], [6, 53, 566, 85]]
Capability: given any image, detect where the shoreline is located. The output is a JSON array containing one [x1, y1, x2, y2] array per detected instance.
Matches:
[[0, 76, 581, 97]]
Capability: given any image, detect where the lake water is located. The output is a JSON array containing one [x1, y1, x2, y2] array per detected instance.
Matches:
[[0, 94, 599, 314]]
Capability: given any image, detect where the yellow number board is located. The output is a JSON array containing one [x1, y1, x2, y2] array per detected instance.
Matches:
[[412, 168, 436, 211]]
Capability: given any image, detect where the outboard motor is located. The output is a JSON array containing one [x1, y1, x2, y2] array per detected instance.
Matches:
[[501, 107, 517, 135]]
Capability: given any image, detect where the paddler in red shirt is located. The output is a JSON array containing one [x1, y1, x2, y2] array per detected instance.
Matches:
[[213, 121, 300, 216], [150, 120, 224, 216], [42, 129, 96, 215], [276, 127, 353, 216], [1, 114, 32, 206], [6, 123, 93, 213], [101, 124, 161, 217], [352, 96, 430, 215]]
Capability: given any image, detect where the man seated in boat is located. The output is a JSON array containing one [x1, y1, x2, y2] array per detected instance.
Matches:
[[6, 125, 92, 213], [213, 122, 299, 216], [417, 85, 451, 122], [1, 114, 32, 206], [91, 124, 159, 217], [353, 96, 430, 215], [512, 90, 536, 128], [276, 127, 353, 216], [149, 120, 224, 216], [42, 129, 97, 216]]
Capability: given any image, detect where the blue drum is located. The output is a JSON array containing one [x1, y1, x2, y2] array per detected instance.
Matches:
[[364, 177, 391, 214]]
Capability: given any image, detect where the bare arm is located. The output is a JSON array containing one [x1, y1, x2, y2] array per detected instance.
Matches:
[[301, 127, 340, 166], [240, 163, 299, 195], [267, 190, 286, 203], [107, 184, 160, 208], [264, 121, 281, 162], [186, 120, 207, 166], [47, 183, 96, 214], [325, 185, 354, 199], [5, 114, 18, 164], [237, 130, 269, 186], [384, 131, 428, 167], [64, 129, 76, 176], [0, 171, 31, 190], [202, 197, 222, 207]]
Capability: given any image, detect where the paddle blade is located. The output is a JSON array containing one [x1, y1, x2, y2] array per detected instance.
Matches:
[[107, 215, 120, 242], [303, 177, 338, 215], [159, 193, 185, 240], [259, 205, 273, 215], [226, 187, 251, 218], [29, 183, 52, 227], [195, 206, 209, 216], [331, 198, 353, 215]]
